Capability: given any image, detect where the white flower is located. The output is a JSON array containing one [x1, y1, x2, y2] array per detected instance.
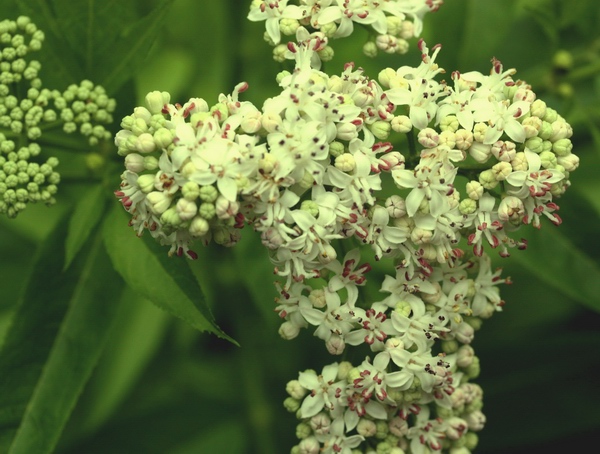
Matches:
[[392, 162, 456, 218], [482, 99, 530, 144], [315, 417, 364, 454], [247, 0, 304, 44], [298, 363, 345, 418]]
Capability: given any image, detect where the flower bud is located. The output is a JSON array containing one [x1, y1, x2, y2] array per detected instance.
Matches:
[[325, 334, 345, 355], [146, 191, 171, 214], [391, 115, 412, 133], [491, 161, 512, 181], [279, 321, 300, 340], [137, 174, 155, 193], [556, 153, 579, 172], [139, 156, 156, 172], [145, 91, 170, 114], [310, 413, 331, 435], [376, 34, 398, 53], [552, 138, 572, 156], [417, 128, 438, 148], [498, 196, 524, 224], [199, 185, 218, 202], [370, 120, 391, 139], [283, 396, 300, 413], [318, 46, 334, 62], [456, 345, 475, 368], [153, 127, 174, 149], [176, 197, 197, 220], [469, 142, 491, 163], [189, 216, 209, 237], [385, 195, 406, 218], [538, 121, 553, 140], [525, 136, 543, 154], [136, 133, 155, 153], [297, 436, 319, 453], [378, 68, 397, 88], [357, 418, 377, 437], [360, 40, 380, 59], [465, 410, 486, 431], [336, 122, 358, 141], [334, 153, 355, 172], [478, 170, 497, 189], [454, 321, 474, 344], [124, 153, 145, 172]]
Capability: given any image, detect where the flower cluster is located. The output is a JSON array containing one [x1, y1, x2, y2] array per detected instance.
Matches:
[[113, 2, 577, 452], [247, 0, 444, 63], [0, 16, 115, 218], [283, 254, 506, 453], [114, 85, 265, 258]]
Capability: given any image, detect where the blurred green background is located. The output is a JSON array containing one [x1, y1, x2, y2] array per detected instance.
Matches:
[[1, 0, 600, 452]]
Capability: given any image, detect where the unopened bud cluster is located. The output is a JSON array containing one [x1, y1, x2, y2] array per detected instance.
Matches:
[[113, 2, 578, 452], [0, 16, 115, 217], [248, 0, 444, 63]]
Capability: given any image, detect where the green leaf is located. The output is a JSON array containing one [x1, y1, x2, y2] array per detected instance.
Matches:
[[14, 0, 85, 88], [64, 184, 108, 270], [62, 287, 170, 441], [232, 233, 278, 326], [14, 0, 173, 93], [48, 0, 175, 92], [511, 224, 600, 313], [102, 203, 236, 343], [479, 331, 600, 449], [170, 421, 246, 454], [0, 218, 122, 453]]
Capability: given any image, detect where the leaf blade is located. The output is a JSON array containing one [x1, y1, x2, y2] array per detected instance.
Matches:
[[8, 234, 123, 454], [64, 184, 107, 270], [102, 203, 236, 343], [511, 224, 600, 313]]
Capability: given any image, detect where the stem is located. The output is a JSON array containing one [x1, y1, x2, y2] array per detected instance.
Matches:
[[406, 129, 417, 158], [565, 59, 600, 82], [36, 131, 90, 152]]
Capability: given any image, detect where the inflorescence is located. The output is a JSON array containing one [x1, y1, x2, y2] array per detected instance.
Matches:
[[0, 16, 115, 218], [247, 0, 444, 64], [113, 2, 577, 453]]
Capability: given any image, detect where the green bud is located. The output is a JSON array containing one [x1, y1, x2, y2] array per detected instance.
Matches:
[[144, 156, 158, 170], [300, 200, 319, 217], [135, 174, 154, 193], [440, 115, 459, 132], [154, 127, 174, 148], [543, 108, 558, 123], [464, 433, 478, 450], [459, 198, 477, 215], [283, 396, 300, 413], [329, 141, 345, 158], [525, 136, 544, 154], [295, 422, 311, 439], [199, 185, 218, 202], [318, 46, 334, 62], [199, 202, 216, 220], [539, 151, 557, 168], [363, 40, 378, 58], [464, 356, 480, 379], [375, 420, 389, 439], [478, 169, 497, 190], [538, 121, 553, 140], [552, 138, 572, 156], [442, 339, 459, 354], [160, 206, 182, 227], [371, 120, 391, 139]]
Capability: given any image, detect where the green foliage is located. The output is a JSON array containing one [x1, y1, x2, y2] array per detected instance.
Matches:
[[102, 204, 235, 343], [0, 0, 599, 453]]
